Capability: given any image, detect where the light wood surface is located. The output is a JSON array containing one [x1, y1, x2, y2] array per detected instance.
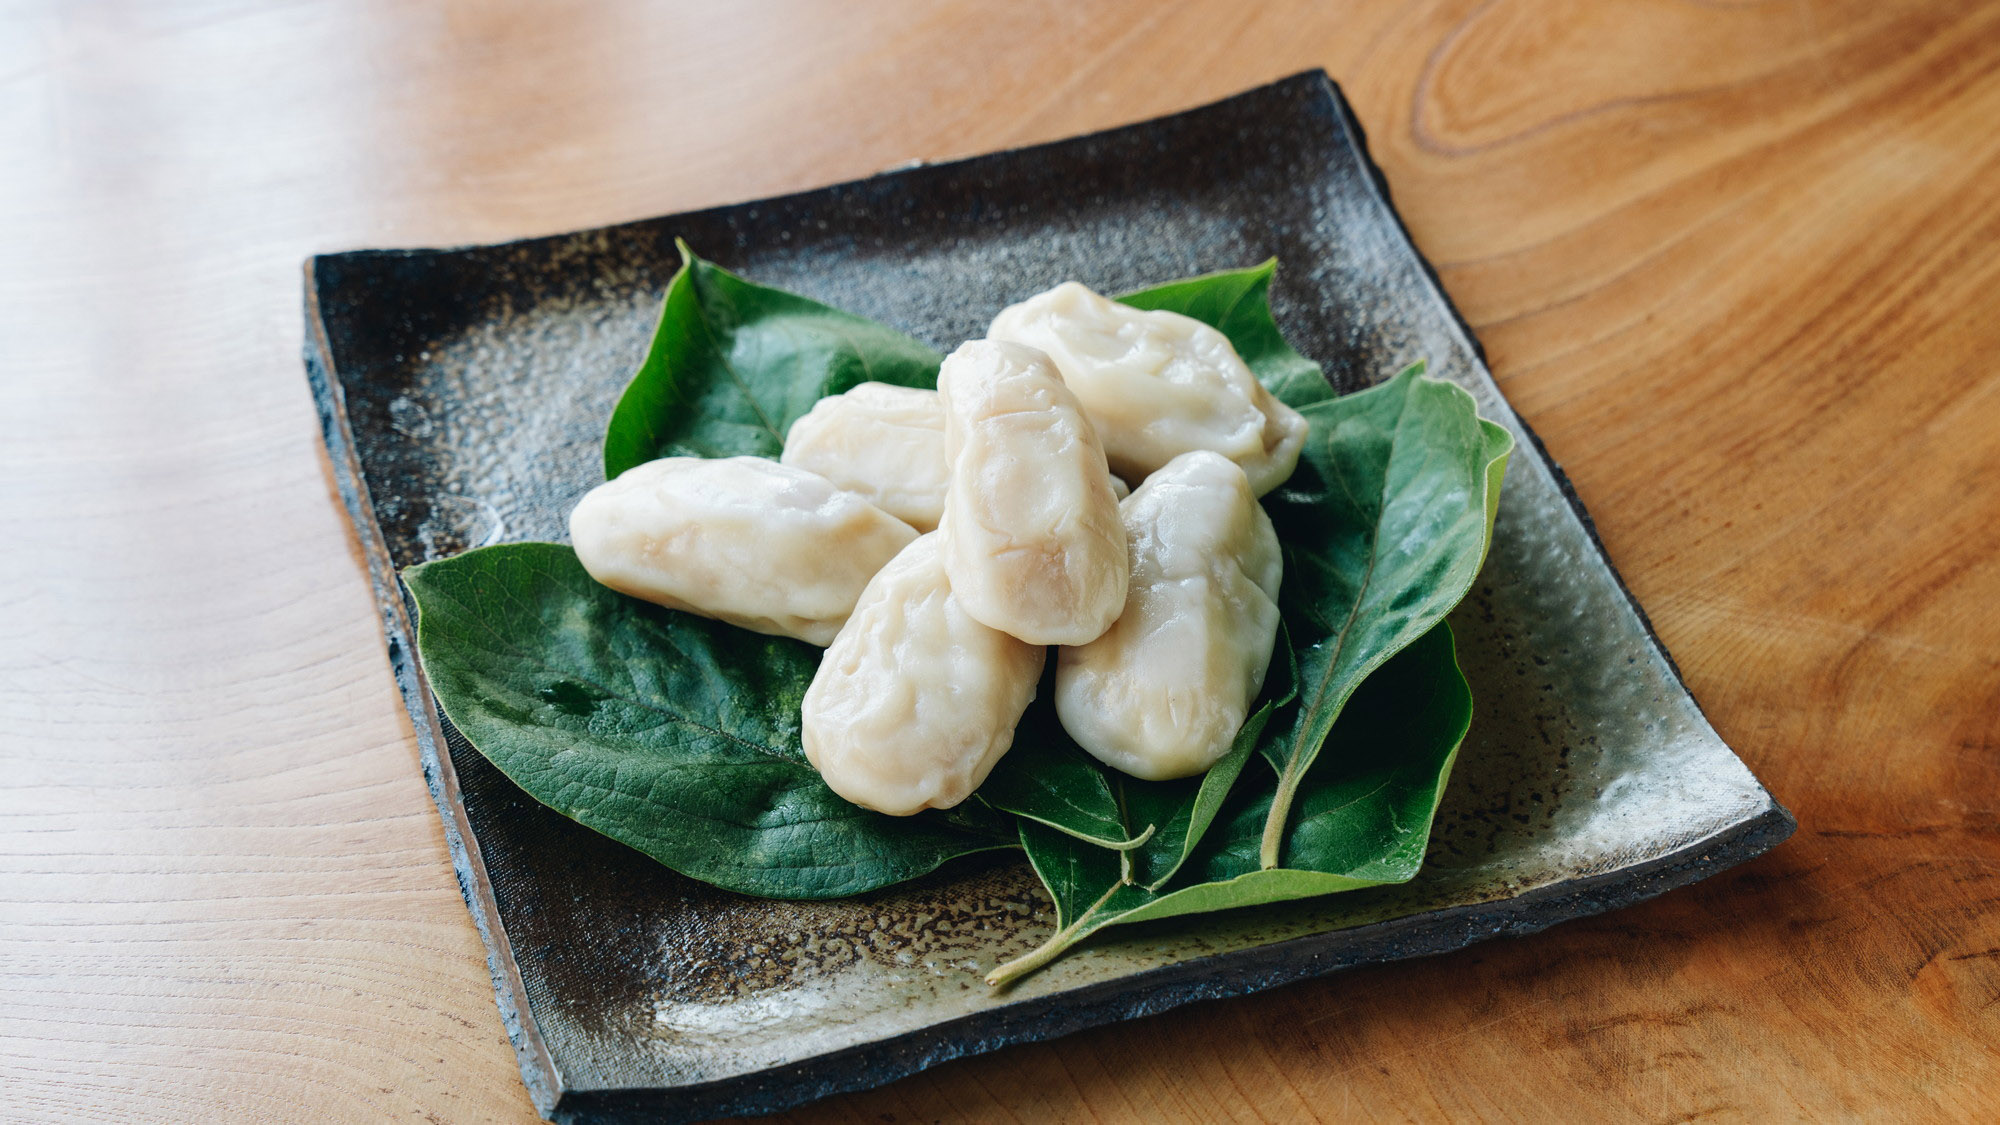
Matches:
[[6, 1, 1999, 1121]]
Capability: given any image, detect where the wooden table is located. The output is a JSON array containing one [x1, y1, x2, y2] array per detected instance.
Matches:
[[7, 2, 1998, 1120]]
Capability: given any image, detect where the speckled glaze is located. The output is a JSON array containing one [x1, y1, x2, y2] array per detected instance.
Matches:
[[303, 72, 1792, 1125]]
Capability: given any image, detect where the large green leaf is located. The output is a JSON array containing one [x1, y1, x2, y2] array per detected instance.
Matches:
[[987, 623, 1472, 986], [601, 241, 942, 479], [1256, 367, 1511, 865], [403, 543, 1015, 899]]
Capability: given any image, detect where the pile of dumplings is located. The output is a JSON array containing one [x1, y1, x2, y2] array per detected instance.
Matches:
[[569, 282, 1307, 816]]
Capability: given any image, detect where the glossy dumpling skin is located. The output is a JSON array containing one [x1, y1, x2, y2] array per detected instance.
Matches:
[[937, 339, 1129, 646], [1055, 451, 1283, 781], [781, 382, 949, 532], [988, 281, 1309, 495], [802, 532, 1045, 815], [568, 456, 916, 646]]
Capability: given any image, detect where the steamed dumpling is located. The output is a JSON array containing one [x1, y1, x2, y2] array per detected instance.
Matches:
[[568, 456, 916, 645], [782, 382, 950, 531], [937, 339, 1128, 646], [988, 281, 1309, 495], [1055, 451, 1282, 780], [803, 532, 1044, 815]]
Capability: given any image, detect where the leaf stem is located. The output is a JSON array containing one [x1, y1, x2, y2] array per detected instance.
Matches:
[[1260, 765, 1302, 869], [985, 882, 1120, 988]]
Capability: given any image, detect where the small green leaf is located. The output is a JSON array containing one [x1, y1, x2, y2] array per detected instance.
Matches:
[[602, 241, 942, 479], [987, 623, 1472, 987], [403, 542, 1014, 899]]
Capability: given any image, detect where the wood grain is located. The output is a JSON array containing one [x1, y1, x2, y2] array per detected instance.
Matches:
[[5, 1, 1998, 1121]]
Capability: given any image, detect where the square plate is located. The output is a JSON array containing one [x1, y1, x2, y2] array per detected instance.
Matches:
[[304, 71, 1792, 1124]]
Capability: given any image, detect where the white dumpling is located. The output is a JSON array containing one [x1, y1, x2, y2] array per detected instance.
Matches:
[[1055, 451, 1282, 781], [568, 456, 916, 646], [782, 381, 1128, 533], [802, 532, 1045, 815], [781, 382, 949, 531], [988, 281, 1310, 495], [937, 339, 1128, 646]]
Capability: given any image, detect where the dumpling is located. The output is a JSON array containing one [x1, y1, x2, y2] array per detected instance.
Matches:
[[1055, 451, 1282, 780], [568, 456, 916, 646], [936, 339, 1128, 646], [782, 381, 1127, 534], [988, 281, 1309, 495], [781, 382, 949, 531], [802, 532, 1045, 815]]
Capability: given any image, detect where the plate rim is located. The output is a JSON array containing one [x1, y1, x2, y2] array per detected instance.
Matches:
[[301, 68, 1794, 1124], [560, 804, 1792, 1122]]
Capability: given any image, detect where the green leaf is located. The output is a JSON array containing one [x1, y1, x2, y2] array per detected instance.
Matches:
[[987, 623, 1472, 987], [1255, 364, 1511, 867], [403, 542, 1014, 899], [413, 252, 1510, 966], [602, 241, 943, 479]]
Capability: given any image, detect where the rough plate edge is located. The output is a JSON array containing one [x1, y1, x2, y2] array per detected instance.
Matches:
[[299, 70, 1795, 1124], [302, 275, 565, 1116]]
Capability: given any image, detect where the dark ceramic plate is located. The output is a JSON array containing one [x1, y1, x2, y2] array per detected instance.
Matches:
[[304, 71, 1792, 1124]]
